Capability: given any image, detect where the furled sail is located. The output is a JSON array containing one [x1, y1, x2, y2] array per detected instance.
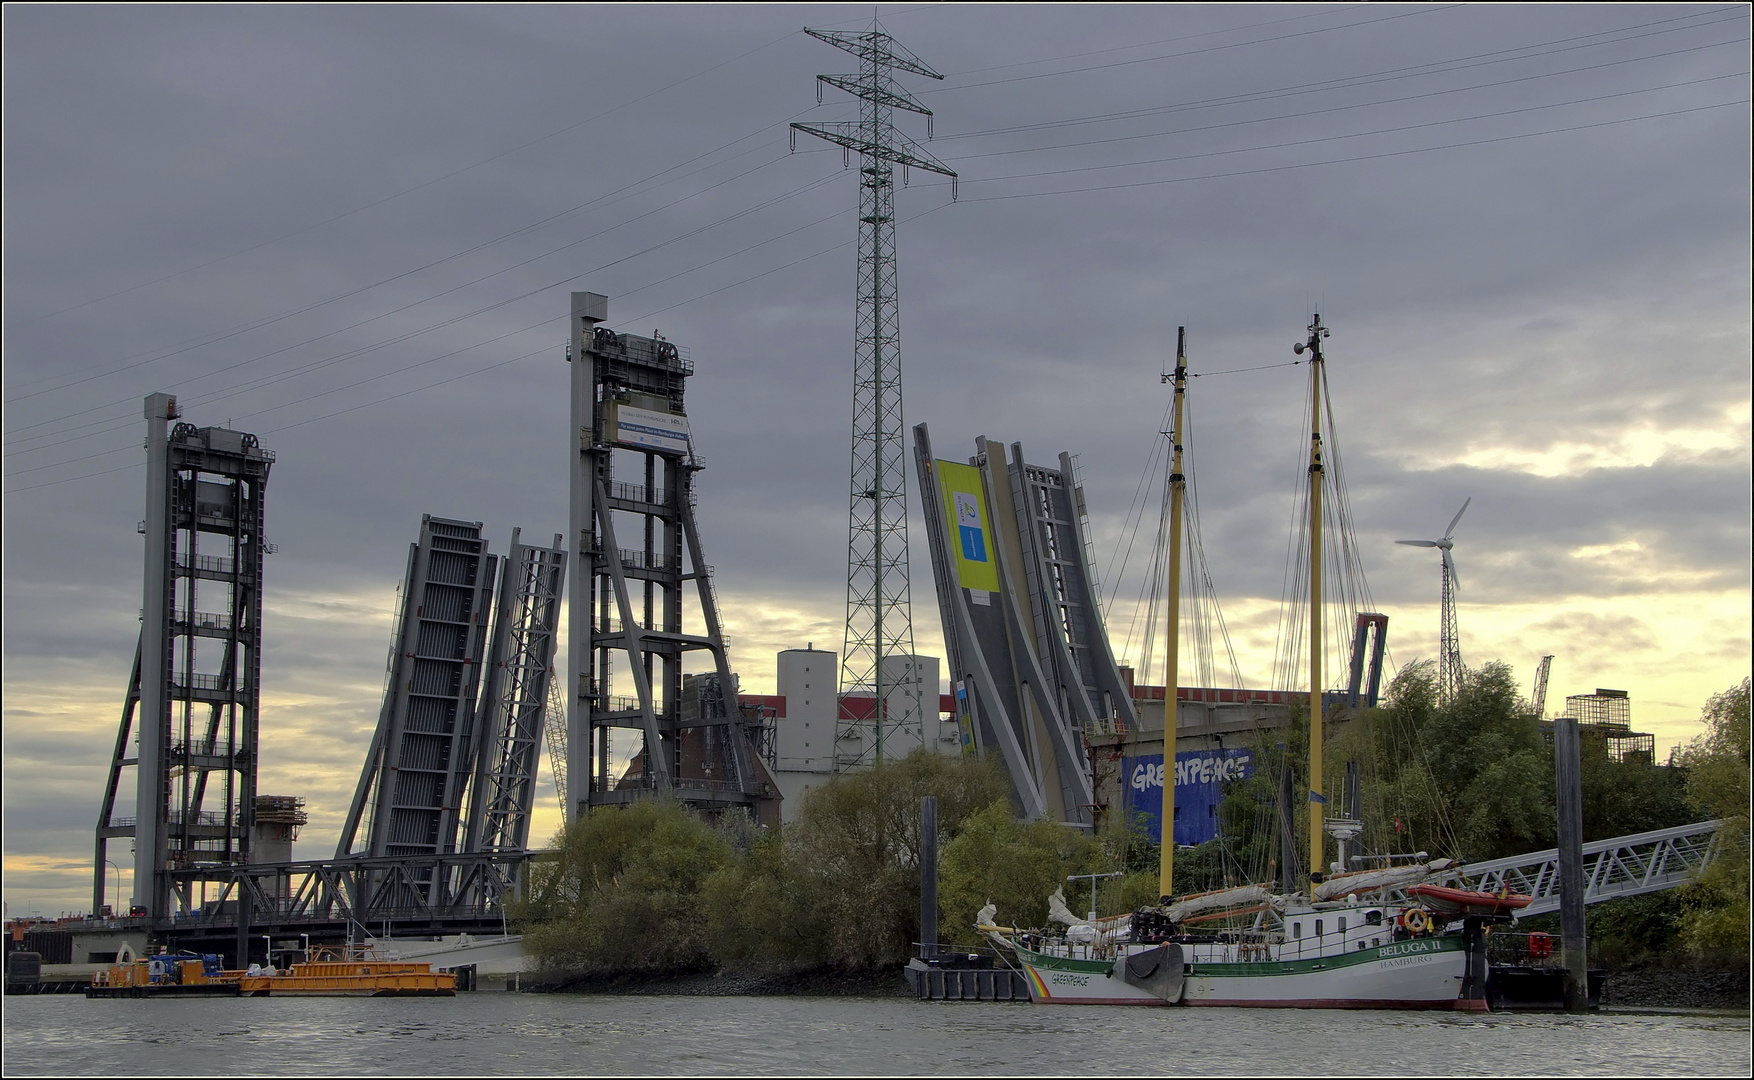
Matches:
[[1047, 886, 1082, 926], [1311, 859, 1457, 902], [1163, 885, 1273, 922]]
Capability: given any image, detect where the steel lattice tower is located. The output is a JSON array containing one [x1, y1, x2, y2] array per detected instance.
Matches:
[[1438, 559, 1464, 704], [1397, 498, 1470, 705], [792, 25, 956, 770]]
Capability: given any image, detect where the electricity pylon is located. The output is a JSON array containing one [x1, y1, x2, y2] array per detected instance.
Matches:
[[792, 26, 956, 770]]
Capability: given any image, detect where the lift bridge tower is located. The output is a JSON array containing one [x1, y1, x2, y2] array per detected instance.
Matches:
[[792, 24, 956, 769], [95, 394, 275, 920], [566, 292, 776, 823]]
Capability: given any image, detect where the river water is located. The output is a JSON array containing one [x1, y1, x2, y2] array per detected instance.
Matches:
[[3, 994, 1748, 1075]]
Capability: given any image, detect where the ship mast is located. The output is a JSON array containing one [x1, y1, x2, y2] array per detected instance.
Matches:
[[1297, 314, 1330, 895], [1158, 327, 1189, 900]]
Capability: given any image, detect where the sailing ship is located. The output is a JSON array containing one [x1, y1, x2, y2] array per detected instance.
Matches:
[[996, 318, 1521, 1009]]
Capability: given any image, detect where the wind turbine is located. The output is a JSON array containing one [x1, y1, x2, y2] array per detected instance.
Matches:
[[1397, 498, 1469, 704]]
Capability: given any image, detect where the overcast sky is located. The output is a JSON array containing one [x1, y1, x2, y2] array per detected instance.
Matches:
[[4, 4, 1749, 916]]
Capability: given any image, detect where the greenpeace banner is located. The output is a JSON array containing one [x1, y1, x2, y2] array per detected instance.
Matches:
[[1122, 748, 1254, 846]]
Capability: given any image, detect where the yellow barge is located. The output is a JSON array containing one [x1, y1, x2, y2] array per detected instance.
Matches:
[[238, 948, 456, 997], [87, 953, 238, 998], [88, 946, 456, 998]]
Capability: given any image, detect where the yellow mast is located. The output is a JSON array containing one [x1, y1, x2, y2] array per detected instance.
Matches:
[[1299, 314, 1329, 895], [1158, 327, 1188, 901]]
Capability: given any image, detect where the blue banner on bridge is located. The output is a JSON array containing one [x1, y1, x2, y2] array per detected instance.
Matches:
[[1122, 748, 1254, 846]]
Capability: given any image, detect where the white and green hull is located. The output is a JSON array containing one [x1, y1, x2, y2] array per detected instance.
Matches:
[[1015, 934, 1478, 1010], [1016, 947, 1165, 1006]]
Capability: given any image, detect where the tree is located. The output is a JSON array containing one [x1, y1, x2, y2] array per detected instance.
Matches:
[[1578, 732, 1691, 841], [1672, 677, 1751, 964], [520, 751, 1012, 976], [785, 749, 1009, 966], [519, 798, 731, 974], [1410, 661, 1554, 861]]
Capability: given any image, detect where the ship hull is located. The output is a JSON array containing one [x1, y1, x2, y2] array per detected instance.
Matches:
[[1014, 934, 1475, 1010], [1183, 936, 1476, 1009], [1018, 959, 1169, 1005], [236, 974, 456, 997]]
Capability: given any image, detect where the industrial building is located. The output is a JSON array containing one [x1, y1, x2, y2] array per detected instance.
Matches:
[[1549, 688, 1658, 765], [750, 646, 955, 818]]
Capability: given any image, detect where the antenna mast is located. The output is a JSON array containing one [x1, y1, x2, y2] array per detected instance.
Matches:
[[792, 24, 957, 769]]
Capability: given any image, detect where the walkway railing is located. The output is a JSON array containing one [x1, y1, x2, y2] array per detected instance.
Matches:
[[1432, 820, 1722, 917]]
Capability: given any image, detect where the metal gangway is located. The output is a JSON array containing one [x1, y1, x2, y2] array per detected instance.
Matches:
[[1433, 820, 1723, 917]]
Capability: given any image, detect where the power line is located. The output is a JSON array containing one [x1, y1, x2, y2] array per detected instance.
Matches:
[[940, 5, 1363, 79], [8, 22, 1740, 491], [4, 127, 799, 410], [954, 95, 1748, 202], [10, 93, 1733, 490], [926, 5, 1468, 95], [232, 206, 854, 430], [934, 6, 1747, 140], [941, 40, 1746, 165], [4, 186, 877, 488], [23, 6, 1706, 431], [0, 189, 958, 500]]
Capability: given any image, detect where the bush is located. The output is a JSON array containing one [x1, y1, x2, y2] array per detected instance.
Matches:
[[519, 798, 730, 973], [700, 827, 829, 973], [520, 750, 1011, 975]]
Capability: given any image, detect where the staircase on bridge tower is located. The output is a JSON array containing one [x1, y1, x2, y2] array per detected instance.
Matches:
[[565, 291, 780, 824]]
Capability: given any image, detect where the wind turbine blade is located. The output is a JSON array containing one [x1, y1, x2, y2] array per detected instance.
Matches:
[[1445, 497, 1471, 540], [1396, 539, 1439, 547], [1444, 550, 1460, 591]]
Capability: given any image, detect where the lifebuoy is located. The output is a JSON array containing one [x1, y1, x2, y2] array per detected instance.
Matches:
[[1398, 907, 1431, 935]]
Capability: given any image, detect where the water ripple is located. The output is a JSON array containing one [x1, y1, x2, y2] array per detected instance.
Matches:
[[3, 995, 1747, 1076]]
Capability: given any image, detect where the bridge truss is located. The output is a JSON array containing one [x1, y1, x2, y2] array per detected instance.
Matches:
[[165, 851, 529, 944], [1433, 820, 1723, 917]]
